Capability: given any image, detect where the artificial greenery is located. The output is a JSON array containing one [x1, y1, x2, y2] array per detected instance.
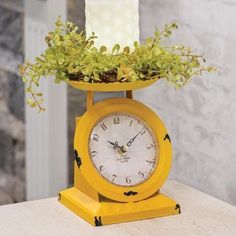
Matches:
[[19, 18, 215, 111]]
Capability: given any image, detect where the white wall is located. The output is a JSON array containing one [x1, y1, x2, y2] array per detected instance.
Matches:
[[137, 0, 236, 205], [25, 0, 68, 200]]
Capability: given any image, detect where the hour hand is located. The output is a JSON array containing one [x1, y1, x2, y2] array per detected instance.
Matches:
[[107, 140, 119, 149]]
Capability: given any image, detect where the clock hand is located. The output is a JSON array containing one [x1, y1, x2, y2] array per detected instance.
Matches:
[[107, 141, 127, 154], [126, 133, 139, 147], [107, 141, 121, 150], [107, 140, 115, 146]]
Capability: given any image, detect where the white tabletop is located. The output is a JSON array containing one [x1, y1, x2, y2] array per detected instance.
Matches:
[[0, 180, 235, 236]]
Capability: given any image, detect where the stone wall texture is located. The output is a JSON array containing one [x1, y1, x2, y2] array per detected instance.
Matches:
[[137, 0, 236, 205], [0, 0, 25, 205]]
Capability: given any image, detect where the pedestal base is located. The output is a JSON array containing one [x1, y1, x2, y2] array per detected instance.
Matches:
[[59, 187, 180, 226]]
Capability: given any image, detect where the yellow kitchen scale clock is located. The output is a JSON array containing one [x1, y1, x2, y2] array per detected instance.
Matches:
[[59, 79, 180, 226]]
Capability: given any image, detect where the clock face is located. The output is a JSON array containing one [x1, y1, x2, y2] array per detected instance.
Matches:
[[89, 112, 159, 187]]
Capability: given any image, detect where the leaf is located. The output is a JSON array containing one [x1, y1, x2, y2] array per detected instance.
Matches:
[[123, 46, 130, 54], [30, 102, 37, 108], [19, 64, 26, 75], [26, 99, 33, 105], [91, 47, 98, 53], [99, 46, 107, 53], [19, 18, 215, 112], [22, 77, 27, 82], [37, 98, 44, 104], [84, 76, 90, 82], [39, 108, 46, 112], [54, 77, 61, 83], [55, 17, 63, 27], [27, 99, 36, 107], [152, 47, 161, 56], [112, 44, 120, 54], [25, 87, 31, 93], [133, 41, 139, 48]]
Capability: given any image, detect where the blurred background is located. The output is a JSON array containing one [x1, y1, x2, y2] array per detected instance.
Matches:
[[0, 0, 235, 206]]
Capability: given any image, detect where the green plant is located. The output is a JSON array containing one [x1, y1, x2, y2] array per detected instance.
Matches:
[[19, 18, 215, 111]]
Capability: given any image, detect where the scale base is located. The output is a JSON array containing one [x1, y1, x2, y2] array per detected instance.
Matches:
[[59, 187, 180, 226]]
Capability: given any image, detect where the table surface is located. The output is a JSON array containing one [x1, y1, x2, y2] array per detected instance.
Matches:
[[0, 180, 235, 236]]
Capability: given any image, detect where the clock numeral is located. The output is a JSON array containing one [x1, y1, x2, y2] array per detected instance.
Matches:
[[126, 176, 131, 184], [101, 123, 107, 131], [99, 165, 104, 172], [146, 143, 154, 149], [92, 134, 99, 142], [90, 151, 98, 158], [129, 120, 133, 127], [146, 160, 155, 166], [139, 128, 146, 135], [112, 174, 117, 182], [114, 117, 120, 124], [138, 171, 145, 178]]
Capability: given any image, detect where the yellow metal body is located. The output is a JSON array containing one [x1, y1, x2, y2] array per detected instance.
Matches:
[[60, 187, 180, 226], [73, 98, 172, 202], [59, 82, 180, 226]]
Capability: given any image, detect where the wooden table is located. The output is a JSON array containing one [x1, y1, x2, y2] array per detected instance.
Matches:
[[0, 180, 235, 236]]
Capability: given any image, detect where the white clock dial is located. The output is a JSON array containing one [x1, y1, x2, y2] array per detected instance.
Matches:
[[89, 112, 159, 187]]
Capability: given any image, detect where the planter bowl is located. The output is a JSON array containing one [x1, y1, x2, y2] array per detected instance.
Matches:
[[67, 78, 159, 92]]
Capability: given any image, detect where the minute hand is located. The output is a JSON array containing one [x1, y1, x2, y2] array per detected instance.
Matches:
[[126, 133, 139, 147]]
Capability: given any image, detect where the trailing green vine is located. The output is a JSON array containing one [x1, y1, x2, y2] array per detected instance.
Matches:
[[19, 18, 215, 111]]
